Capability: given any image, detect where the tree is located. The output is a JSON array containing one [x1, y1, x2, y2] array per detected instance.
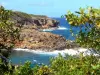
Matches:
[[0, 6, 19, 56], [65, 7, 100, 51]]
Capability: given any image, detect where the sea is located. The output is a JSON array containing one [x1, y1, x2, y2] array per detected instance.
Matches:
[[9, 18, 80, 66]]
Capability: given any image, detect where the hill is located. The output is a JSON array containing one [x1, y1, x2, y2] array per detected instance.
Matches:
[[11, 11, 59, 29]]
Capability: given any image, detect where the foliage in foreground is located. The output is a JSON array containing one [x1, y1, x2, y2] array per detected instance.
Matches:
[[0, 6, 20, 58], [0, 6, 19, 50], [50, 54, 100, 75], [0, 6, 100, 75], [65, 7, 100, 50], [0, 55, 100, 75]]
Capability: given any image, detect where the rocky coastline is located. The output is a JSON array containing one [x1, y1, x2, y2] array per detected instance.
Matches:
[[14, 27, 79, 51], [15, 28, 67, 51], [8, 11, 79, 51], [13, 48, 100, 57], [11, 11, 59, 29]]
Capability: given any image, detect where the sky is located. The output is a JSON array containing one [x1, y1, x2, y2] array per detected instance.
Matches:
[[0, 0, 100, 17]]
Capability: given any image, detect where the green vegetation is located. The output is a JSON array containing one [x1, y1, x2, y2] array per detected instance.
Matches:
[[0, 6, 100, 75], [12, 11, 47, 21], [0, 6, 19, 57], [12, 11, 32, 20], [65, 7, 100, 50], [12, 11, 47, 19], [30, 14, 47, 18], [51, 54, 100, 75], [0, 54, 100, 75]]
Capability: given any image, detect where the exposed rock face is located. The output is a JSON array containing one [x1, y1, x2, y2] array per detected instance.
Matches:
[[11, 11, 59, 29], [10, 11, 67, 51], [15, 29, 66, 51], [33, 18, 59, 29]]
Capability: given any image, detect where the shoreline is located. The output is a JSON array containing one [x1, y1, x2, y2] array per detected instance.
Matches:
[[38, 26, 68, 32], [12, 48, 100, 57]]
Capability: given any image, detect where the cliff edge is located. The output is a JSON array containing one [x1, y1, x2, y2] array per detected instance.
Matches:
[[11, 11, 59, 29]]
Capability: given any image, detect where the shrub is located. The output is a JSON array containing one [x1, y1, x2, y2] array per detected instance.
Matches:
[[13, 61, 33, 75], [65, 7, 100, 50], [0, 6, 20, 50], [33, 65, 53, 75], [0, 54, 100, 75], [50, 54, 100, 75]]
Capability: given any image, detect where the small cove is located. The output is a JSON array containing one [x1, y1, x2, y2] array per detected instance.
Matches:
[[8, 18, 86, 66], [9, 50, 56, 66], [9, 48, 100, 66]]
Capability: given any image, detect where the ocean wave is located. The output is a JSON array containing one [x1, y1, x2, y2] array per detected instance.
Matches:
[[41, 26, 68, 32], [57, 26, 68, 30], [13, 48, 99, 57], [42, 29, 54, 32]]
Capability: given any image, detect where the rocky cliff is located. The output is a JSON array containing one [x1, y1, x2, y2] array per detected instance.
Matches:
[[11, 11, 59, 29], [9, 11, 67, 51]]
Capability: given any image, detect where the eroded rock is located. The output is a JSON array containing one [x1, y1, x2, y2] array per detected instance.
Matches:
[[11, 11, 59, 29], [15, 29, 66, 51]]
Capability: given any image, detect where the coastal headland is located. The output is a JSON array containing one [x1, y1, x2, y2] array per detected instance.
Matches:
[[7, 11, 78, 51]]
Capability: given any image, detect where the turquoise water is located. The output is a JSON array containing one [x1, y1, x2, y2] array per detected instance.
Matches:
[[9, 18, 79, 65], [9, 50, 55, 66], [51, 18, 80, 40]]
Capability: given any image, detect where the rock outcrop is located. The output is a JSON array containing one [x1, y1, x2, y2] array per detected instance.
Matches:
[[15, 29, 66, 51], [11, 11, 59, 29], [9, 11, 67, 51]]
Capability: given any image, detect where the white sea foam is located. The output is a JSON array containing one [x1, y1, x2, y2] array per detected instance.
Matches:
[[57, 26, 68, 30], [13, 48, 100, 57], [42, 29, 54, 32], [41, 26, 68, 32], [33, 60, 37, 63]]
